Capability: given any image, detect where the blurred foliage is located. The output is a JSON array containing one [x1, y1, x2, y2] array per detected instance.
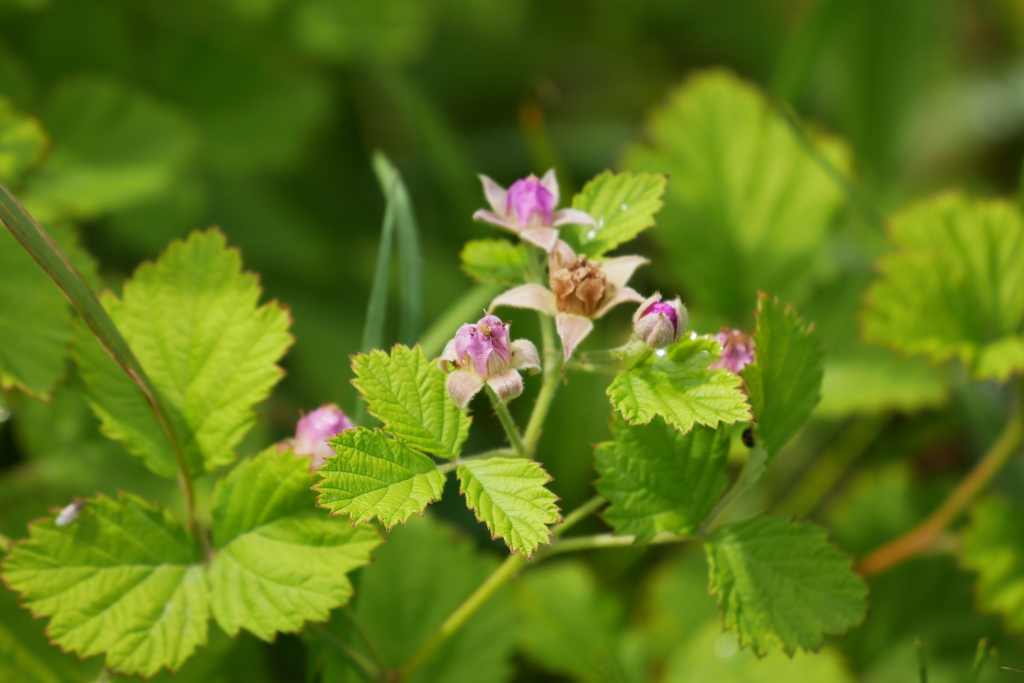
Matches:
[[1, 0, 1024, 680]]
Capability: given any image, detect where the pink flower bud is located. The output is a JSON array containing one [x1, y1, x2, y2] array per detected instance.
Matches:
[[506, 175, 556, 227], [439, 315, 540, 409], [294, 404, 354, 470], [633, 293, 687, 349], [709, 328, 755, 374]]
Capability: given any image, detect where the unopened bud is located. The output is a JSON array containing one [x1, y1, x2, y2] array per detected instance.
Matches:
[[633, 294, 687, 349]]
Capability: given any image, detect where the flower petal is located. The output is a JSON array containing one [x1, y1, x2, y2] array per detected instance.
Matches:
[[447, 369, 485, 410], [486, 369, 525, 404], [601, 255, 649, 290], [551, 208, 596, 227], [510, 339, 541, 373], [556, 313, 595, 360], [479, 174, 509, 215], [473, 209, 517, 232], [595, 286, 645, 319], [539, 168, 559, 207], [633, 292, 663, 324], [490, 284, 558, 316], [439, 338, 459, 371], [519, 227, 561, 252]]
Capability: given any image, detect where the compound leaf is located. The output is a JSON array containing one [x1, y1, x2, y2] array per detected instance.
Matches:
[[457, 457, 560, 558], [316, 427, 444, 529]]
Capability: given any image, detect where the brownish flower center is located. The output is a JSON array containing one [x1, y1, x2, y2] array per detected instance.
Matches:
[[549, 254, 608, 317]]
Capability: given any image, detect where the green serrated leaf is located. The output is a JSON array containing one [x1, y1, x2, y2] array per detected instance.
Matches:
[[457, 457, 560, 557], [0, 227, 71, 398], [316, 427, 444, 529], [863, 192, 1024, 381], [74, 230, 292, 478], [566, 171, 666, 257], [1, 494, 208, 677], [351, 344, 470, 459], [23, 78, 195, 223], [208, 448, 381, 641], [961, 496, 1024, 634], [516, 561, 627, 683], [460, 238, 530, 285], [705, 515, 867, 656], [0, 98, 48, 187], [625, 69, 850, 316], [743, 293, 824, 458], [607, 336, 751, 433], [595, 417, 729, 542], [327, 514, 516, 683]]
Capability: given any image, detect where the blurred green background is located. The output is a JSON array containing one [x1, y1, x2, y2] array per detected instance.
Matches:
[[1, 0, 1024, 681]]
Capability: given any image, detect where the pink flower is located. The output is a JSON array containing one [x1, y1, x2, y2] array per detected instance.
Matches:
[[633, 293, 687, 349], [294, 404, 354, 471], [489, 243, 648, 359], [439, 315, 541, 409], [710, 328, 755, 374], [473, 170, 596, 252]]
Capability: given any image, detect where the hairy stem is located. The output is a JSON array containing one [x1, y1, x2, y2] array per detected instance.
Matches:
[[523, 312, 562, 455], [856, 409, 1024, 577], [485, 385, 526, 456], [309, 622, 382, 683], [542, 530, 690, 557], [398, 494, 604, 679]]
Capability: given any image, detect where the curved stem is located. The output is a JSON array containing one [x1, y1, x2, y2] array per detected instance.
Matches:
[[541, 530, 690, 557], [485, 385, 526, 456], [857, 409, 1024, 578]]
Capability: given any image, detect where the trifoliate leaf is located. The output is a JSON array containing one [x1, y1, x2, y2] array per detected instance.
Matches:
[[0, 228, 71, 399], [74, 230, 292, 478], [742, 293, 823, 459], [23, 78, 195, 223], [595, 417, 729, 542], [208, 448, 381, 641], [457, 457, 560, 557], [607, 336, 751, 434], [566, 171, 666, 257], [961, 496, 1024, 634], [863, 193, 1024, 381], [327, 515, 516, 683], [626, 69, 850, 316], [516, 562, 627, 683], [351, 344, 470, 459], [0, 98, 48, 186], [705, 515, 867, 656], [460, 238, 530, 285], [1, 494, 208, 677], [316, 427, 445, 529]]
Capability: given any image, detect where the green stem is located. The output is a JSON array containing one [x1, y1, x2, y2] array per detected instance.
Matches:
[[309, 623, 382, 683], [485, 385, 526, 456], [557, 495, 605, 533], [0, 180, 203, 551], [400, 552, 527, 680], [542, 531, 690, 557], [523, 312, 561, 455], [857, 408, 1024, 577]]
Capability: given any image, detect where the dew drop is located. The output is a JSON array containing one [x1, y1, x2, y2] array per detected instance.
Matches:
[[655, 348, 668, 357], [714, 634, 739, 658], [620, 203, 629, 211], [586, 230, 597, 240]]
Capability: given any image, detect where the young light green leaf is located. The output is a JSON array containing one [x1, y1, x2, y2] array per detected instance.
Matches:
[[351, 344, 471, 459], [516, 562, 627, 683], [863, 193, 1024, 381], [1, 494, 208, 677], [961, 496, 1024, 634], [208, 448, 381, 641], [457, 457, 561, 557], [74, 230, 293, 478], [0, 227, 71, 398], [316, 427, 445, 529], [743, 293, 824, 458], [625, 69, 851, 316], [705, 515, 867, 656], [22, 78, 195, 223], [0, 99, 48, 186], [595, 417, 730, 542], [460, 238, 530, 285], [607, 336, 751, 433], [326, 515, 516, 683], [566, 171, 666, 257]]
